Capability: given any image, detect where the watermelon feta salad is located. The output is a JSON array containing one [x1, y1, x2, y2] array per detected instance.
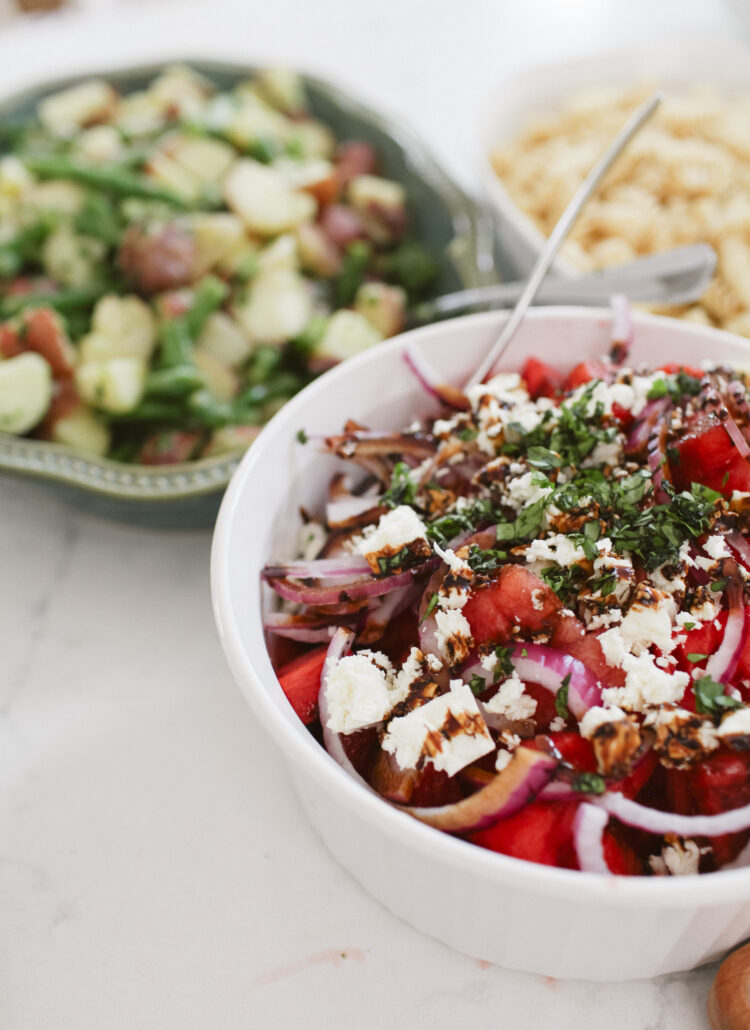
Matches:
[[263, 319, 750, 877]]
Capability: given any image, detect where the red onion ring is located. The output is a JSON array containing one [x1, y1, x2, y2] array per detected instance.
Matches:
[[399, 747, 557, 833], [460, 644, 602, 719], [266, 624, 338, 643], [724, 412, 750, 460], [594, 791, 750, 836], [263, 556, 373, 579], [625, 396, 670, 454], [318, 628, 372, 787], [705, 565, 746, 684], [266, 569, 419, 605], [326, 495, 383, 529], [727, 531, 750, 572], [573, 803, 611, 874], [403, 344, 469, 411]]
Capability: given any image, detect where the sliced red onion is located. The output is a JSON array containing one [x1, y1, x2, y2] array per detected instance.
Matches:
[[724, 412, 750, 460], [573, 803, 611, 874], [725, 837, 750, 870], [594, 791, 750, 836], [647, 418, 670, 504], [727, 531, 750, 572], [458, 646, 602, 721], [609, 294, 632, 364], [266, 623, 338, 643], [265, 569, 418, 605], [539, 781, 579, 801], [326, 495, 383, 529], [399, 747, 557, 833], [625, 396, 670, 454], [318, 628, 372, 787], [263, 556, 373, 580], [359, 580, 416, 643], [403, 344, 469, 411], [705, 565, 746, 684]]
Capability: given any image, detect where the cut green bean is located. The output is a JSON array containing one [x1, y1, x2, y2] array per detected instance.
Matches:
[[184, 276, 230, 338], [0, 283, 108, 318], [23, 155, 191, 208], [187, 389, 235, 428], [144, 365, 205, 398]]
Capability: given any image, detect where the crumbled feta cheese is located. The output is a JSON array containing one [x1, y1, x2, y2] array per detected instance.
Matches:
[[525, 533, 586, 567], [480, 651, 499, 675], [358, 505, 427, 558], [586, 438, 623, 467], [505, 472, 554, 511], [495, 749, 514, 772], [466, 372, 527, 409], [425, 653, 443, 673], [382, 682, 494, 775], [325, 651, 396, 734], [434, 543, 471, 580], [704, 534, 731, 560], [483, 671, 537, 720], [531, 588, 545, 612], [579, 705, 627, 739], [693, 555, 718, 573], [598, 593, 677, 664], [499, 731, 522, 751], [433, 417, 458, 437], [392, 647, 426, 701], [602, 653, 689, 712], [549, 716, 567, 732], [718, 707, 750, 738], [649, 839, 706, 876], [688, 596, 721, 622], [434, 608, 472, 665], [586, 607, 623, 631]]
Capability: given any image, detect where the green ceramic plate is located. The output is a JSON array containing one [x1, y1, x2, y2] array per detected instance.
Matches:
[[0, 59, 498, 528]]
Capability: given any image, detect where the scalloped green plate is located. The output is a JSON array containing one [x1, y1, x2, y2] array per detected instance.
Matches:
[[0, 59, 498, 527]]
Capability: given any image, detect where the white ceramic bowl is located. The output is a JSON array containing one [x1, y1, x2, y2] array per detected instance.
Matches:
[[212, 308, 750, 982], [479, 41, 750, 279]]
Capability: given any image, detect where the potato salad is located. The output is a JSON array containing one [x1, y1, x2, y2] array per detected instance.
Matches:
[[0, 65, 437, 463]]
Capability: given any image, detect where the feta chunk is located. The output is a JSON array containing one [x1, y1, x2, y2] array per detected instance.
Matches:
[[602, 653, 689, 712], [579, 705, 627, 739], [525, 533, 586, 567], [649, 839, 706, 876], [704, 534, 731, 561], [434, 608, 473, 665], [358, 505, 430, 574], [718, 707, 750, 739], [324, 651, 396, 734], [483, 671, 537, 720], [383, 683, 493, 775]]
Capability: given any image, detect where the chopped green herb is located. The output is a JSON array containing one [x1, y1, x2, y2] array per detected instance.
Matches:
[[421, 592, 439, 623], [686, 653, 708, 664], [376, 545, 410, 576], [527, 445, 563, 471], [555, 674, 571, 720], [683, 621, 696, 631], [296, 428, 308, 444], [469, 674, 486, 697], [521, 647, 528, 658], [646, 378, 669, 401], [382, 462, 418, 509], [466, 544, 507, 576], [711, 578, 728, 593], [694, 676, 743, 716], [572, 772, 607, 795]]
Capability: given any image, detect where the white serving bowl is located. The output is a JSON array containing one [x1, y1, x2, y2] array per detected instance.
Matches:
[[479, 41, 750, 279], [212, 308, 750, 982]]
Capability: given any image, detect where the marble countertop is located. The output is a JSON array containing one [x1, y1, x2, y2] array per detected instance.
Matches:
[[0, 1, 743, 1026]]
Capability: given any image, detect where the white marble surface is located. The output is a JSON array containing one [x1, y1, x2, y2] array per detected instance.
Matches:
[[0, 1, 746, 1026]]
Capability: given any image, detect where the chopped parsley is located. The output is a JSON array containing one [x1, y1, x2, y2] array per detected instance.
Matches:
[[492, 645, 514, 681], [469, 673, 486, 697], [420, 592, 439, 623], [382, 462, 417, 509], [540, 563, 585, 603], [376, 546, 410, 575], [686, 653, 708, 664], [495, 496, 547, 544], [572, 772, 607, 795], [555, 674, 571, 720], [466, 544, 507, 576], [694, 676, 743, 716], [526, 445, 563, 471], [426, 498, 502, 548]]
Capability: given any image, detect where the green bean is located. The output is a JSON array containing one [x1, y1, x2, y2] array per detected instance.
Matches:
[[184, 276, 230, 338], [0, 283, 108, 318], [74, 194, 123, 246], [335, 240, 372, 305], [158, 320, 194, 369], [187, 389, 235, 428], [111, 399, 187, 423], [22, 155, 191, 209], [144, 365, 204, 399]]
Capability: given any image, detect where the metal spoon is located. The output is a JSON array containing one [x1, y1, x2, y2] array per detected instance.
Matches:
[[466, 91, 664, 389], [412, 242, 716, 323]]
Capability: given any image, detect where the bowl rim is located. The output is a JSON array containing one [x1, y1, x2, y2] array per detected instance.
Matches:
[[0, 57, 497, 502], [212, 306, 750, 905], [477, 38, 750, 278]]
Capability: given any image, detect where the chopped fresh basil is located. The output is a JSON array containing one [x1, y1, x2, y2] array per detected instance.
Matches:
[[527, 445, 563, 471], [686, 653, 708, 664], [555, 674, 571, 720], [493, 645, 514, 681], [469, 673, 486, 697], [466, 544, 507, 576], [296, 428, 308, 444], [376, 545, 410, 575], [420, 592, 439, 623], [694, 675, 743, 716], [572, 772, 607, 795], [382, 462, 417, 509]]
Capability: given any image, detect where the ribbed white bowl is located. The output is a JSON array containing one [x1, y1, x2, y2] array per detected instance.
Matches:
[[212, 309, 750, 981]]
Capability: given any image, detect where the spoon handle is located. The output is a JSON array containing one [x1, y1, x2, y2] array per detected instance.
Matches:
[[466, 91, 663, 389]]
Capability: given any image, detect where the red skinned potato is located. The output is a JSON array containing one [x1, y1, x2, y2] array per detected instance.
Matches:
[[708, 942, 750, 1029], [335, 141, 377, 186], [119, 222, 198, 295], [320, 204, 367, 250], [138, 430, 202, 465], [23, 307, 76, 378]]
